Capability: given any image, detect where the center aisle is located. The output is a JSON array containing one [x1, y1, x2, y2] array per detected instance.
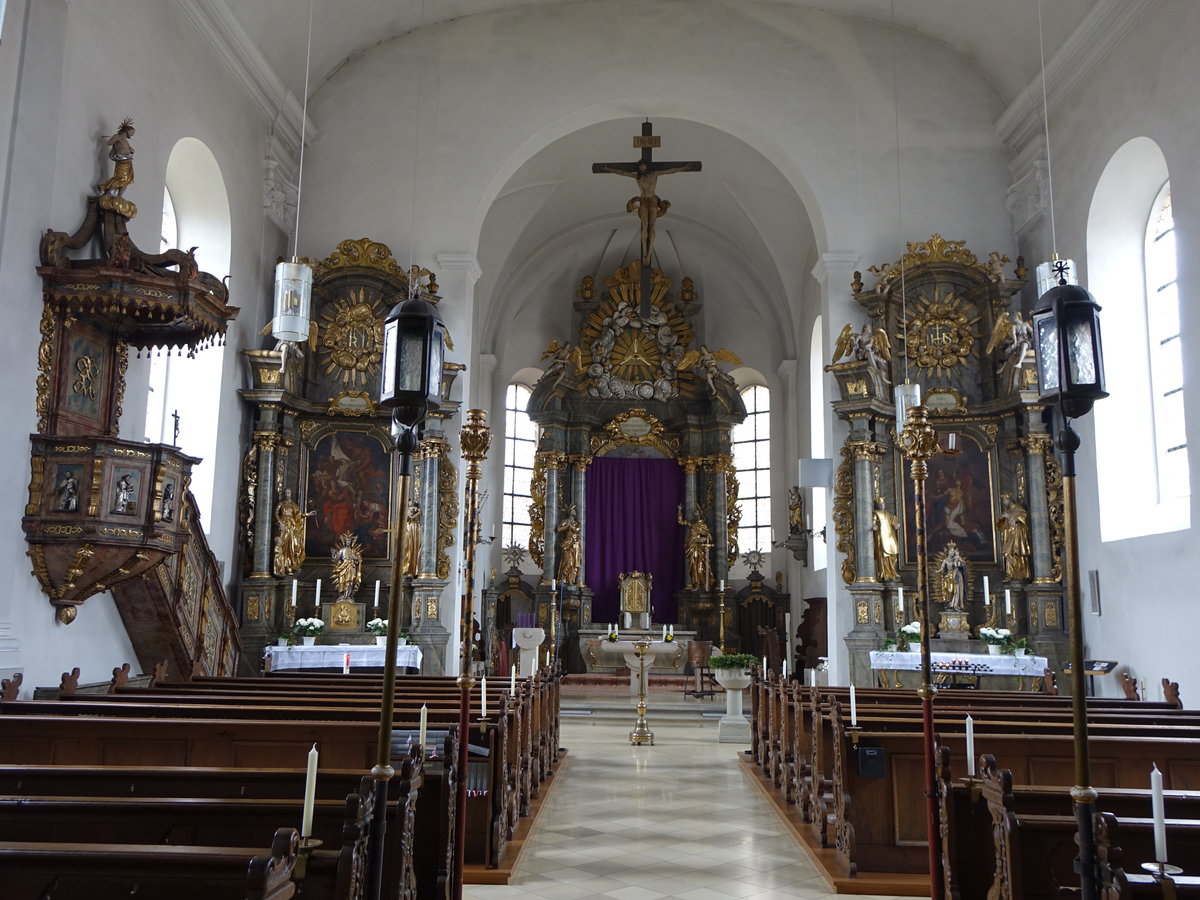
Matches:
[[466, 719, 923, 900]]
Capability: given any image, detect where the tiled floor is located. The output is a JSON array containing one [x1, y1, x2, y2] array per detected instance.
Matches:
[[465, 714, 926, 900]]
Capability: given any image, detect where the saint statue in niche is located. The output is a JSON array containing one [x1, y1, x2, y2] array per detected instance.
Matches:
[[57, 470, 79, 512], [677, 504, 713, 592], [996, 493, 1031, 582], [111, 472, 137, 515], [872, 495, 900, 582], [936, 542, 968, 611], [331, 532, 364, 600], [556, 507, 582, 586], [273, 489, 313, 576], [401, 499, 421, 577]]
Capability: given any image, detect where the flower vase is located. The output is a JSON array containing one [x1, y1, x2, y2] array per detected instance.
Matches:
[[276, 638, 288, 647], [375, 636, 387, 646], [1013, 647, 1027, 657], [986, 643, 1001, 655], [397, 637, 407, 646], [302, 636, 317, 646]]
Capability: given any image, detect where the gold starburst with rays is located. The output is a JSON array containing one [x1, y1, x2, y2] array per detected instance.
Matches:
[[898, 286, 979, 376], [318, 287, 386, 386]]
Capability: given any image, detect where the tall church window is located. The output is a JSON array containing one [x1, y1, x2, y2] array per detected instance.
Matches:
[[144, 186, 177, 447], [733, 385, 771, 553], [503, 383, 537, 549], [1145, 182, 1188, 500]]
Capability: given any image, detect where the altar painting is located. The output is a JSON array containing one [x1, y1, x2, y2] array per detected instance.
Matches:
[[304, 430, 392, 559], [902, 433, 996, 563]]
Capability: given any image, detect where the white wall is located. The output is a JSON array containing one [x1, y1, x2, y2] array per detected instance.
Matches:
[[0, 0, 279, 695], [1011, 1, 1200, 697]]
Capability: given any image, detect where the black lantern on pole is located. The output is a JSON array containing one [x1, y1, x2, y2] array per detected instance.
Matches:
[[1033, 260, 1108, 420], [367, 288, 445, 900]]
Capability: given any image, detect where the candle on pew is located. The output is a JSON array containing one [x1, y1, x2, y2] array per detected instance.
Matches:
[[343, 652, 350, 674], [782, 659, 788, 680], [373, 580, 380, 609], [419, 704, 427, 755], [1152, 763, 1167, 863], [762, 655, 768, 674], [481, 676, 488, 717], [1004, 589, 1012, 616], [301, 743, 318, 837], [966, 715, 976, 776], [850, 684, 857, 726], [810, 668, 816, 688], [511, 664, 517, 695], [291, 579, 298, 607], [785, 611, 791, 639]]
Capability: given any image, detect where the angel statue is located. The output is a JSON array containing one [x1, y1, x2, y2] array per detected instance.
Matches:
[[832, 322, 892, 397], [985, 311, 1033, 395], [537, 340, 583, 393], [678, 345, 742, 395]]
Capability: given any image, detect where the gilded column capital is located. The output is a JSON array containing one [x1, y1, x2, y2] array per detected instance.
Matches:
[[707, 454, 735, 474], [419, 433, 452, 462], [680, 456, 702, 475], [1018, 434, 1053, 455], [252, 431, 290, 454], [567, 454, 593, 472], [846, 440, 888, 463], [535, 450, 567, 470]]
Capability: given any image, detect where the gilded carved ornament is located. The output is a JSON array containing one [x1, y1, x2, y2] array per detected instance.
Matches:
[[318, 288, 385, 388], [856, 599, 870, 625], [1018, 434, 1053, 456], [867, 234, 989, 297], [899, 286, 979, 375], [832, 448, 856, 585], [1044, 454, 1065, 583], [847, 441, 887, 463], [591, 408, 680, 457], [726, 469, 741, 566], [35, 306, 55, 433], [436, 450, 459, 580], [528, 455, 548, 568]]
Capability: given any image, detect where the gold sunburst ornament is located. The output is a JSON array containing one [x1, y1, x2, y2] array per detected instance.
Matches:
[[318, 288, 385, 386], [898, 286, 978, 375]]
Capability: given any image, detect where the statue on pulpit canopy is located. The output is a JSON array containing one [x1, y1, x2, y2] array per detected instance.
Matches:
[[678, 505, 712, 591], [556, 506, 582, 585]]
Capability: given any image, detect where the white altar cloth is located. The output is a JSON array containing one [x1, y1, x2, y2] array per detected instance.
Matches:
[[869, 650, 1047, 678], [599, 639, 683, 695], [265, 643, 422, 672]]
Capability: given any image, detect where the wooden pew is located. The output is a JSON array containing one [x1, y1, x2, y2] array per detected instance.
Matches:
[[0, 826, 299, 900]]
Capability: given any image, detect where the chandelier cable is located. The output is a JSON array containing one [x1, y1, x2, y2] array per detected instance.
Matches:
[[291, 0, 316, 258], [1037, 0, 1058, 258]]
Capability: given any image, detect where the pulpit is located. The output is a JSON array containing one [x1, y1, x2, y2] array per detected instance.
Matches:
[[618, 571, 652, 630]]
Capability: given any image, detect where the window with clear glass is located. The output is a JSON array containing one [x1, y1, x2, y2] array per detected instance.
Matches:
[[1145, 182, 1189, 500], [503, 384, 537, 549], [732, 385, 771, 553]]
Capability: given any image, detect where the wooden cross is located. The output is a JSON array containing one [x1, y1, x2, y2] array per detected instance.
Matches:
[[593, 120, 701, 314], [171, 409, 181, 446]]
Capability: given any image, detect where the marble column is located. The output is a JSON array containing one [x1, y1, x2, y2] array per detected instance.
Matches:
[[711, 455, 731, 588], [681, 457, 699, 517], [249, 424, 284, 579], [848, 440, 886, 584], [541, 452, 566, 584], [1020, 434, 1056, 581], [570, 455, 590, 585], [417, 433, 448, 580]]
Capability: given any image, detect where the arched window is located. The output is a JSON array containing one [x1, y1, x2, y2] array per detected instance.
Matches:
[[733, 384, 771, 553], [1090, 137, 1189, 538], [502, 383, 537, 549], [1145, 182, 1188, 500]]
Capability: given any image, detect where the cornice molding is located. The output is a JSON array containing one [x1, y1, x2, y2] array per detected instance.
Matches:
[[811, 251, 860, 287], [436, 252, 483, 284], [995, 0, 1154, 151], [175, 0, 318, 156]]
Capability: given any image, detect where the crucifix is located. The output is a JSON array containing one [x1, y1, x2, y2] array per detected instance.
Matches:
[[171, 409, 181, 446], [593, 120, 701, 314]]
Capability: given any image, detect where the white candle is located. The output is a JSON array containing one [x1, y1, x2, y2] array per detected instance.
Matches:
[[1152, 763, 1167, 862], [315, 578, 322, 605], [614, 623, 619, 638], [419, 704, 427, 755], [785, 612, 792, 638], [984, 590, 991, 607], [510, 664, 516, 695], [719, 579, 725, 592], [966, 715, 976, 776], [810, 668, 816, 688], [291, 579, 298, 607], [762, 655, 768, 673], [782, 659, 788, 680], [1004, 589, 1012, 615], [343, 652, 350, 674], [982, 575, 990, 605], [301, 743, 318, 837], [668, 625, 674, 637], [373, 580, 380, 608], [551, 578, 556, 591], [481, 676, 488, 716], [898, 587, 905, 616], [662, 625, 667, 641], [850, 684, 858, 726]]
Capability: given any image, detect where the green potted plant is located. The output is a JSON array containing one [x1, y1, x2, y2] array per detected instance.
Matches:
[[275, 630, 294, 647], [1005, 635, 1030, 657], [366, 617, 388, 645], [294, 617, 325, 646], [396, 629, 410, 646], [881, 637, 898, 652], [978, 626, 1011, 655]]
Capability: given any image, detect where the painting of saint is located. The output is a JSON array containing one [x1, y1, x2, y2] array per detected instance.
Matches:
[[902, 434, 996, 563], [304, 431, 391, 559]]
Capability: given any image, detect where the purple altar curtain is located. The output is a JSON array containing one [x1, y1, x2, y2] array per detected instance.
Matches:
[[585, 457, 684, 624]]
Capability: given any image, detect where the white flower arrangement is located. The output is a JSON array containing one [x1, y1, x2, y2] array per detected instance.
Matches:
[[899, 621, 922, 639], [294, 617, 325, 637], [366, 618, 388, 636], [978, 626, 1012, 646]]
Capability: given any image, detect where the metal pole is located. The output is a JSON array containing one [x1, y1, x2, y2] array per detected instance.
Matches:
[[368, 426, 417, 900], [1059, 420, 1098, 900], [897, 405, 944, 900], [454, 411, 491, 900]]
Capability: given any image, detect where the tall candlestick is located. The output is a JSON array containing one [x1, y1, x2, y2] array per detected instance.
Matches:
[[850, 684, 858, 726], [898, 587, 905, 616], [966, 715, 976, 776], [373, 580, 380, 609], [419, 704, 427, 755], [291, 579, 298, 607], [301, 743, 318, 837], [510, 664, 516, 695], [1152, 763, 1167, 862], [1004, 589, 1012, 616], [481, 676, 488, 717], [314, 578, 322, 606]]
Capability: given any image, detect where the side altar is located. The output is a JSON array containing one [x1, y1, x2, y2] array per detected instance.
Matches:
[[827, 236, 1066, 685]]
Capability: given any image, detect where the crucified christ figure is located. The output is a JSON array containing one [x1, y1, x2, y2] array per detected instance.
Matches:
[[592, 121, 701, 268]]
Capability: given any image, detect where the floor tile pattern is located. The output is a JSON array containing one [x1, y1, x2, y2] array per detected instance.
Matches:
[[465, 713, 925, 899]]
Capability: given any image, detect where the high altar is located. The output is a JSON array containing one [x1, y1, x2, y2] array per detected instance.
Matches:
[[479, 260, 789, 674], [827, 236, 1067, 685]]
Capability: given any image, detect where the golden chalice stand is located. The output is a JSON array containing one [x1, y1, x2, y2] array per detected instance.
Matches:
[[629, 639, 654, 745]]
